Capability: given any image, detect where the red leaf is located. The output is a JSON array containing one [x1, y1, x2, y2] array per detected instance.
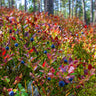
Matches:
[[31, 22, 35, 26], [2, 50, 6, 56], [35, 24, 39, 28], [84, 25, 87, 28], [15, 76, 21, 81], [34, 17, 37, 21], [14, 74, 22, 85], [55, 23, 57, 26], [88, 64, 92, 70], [47, 53, 51, 59], [42, 61, 46, 67], [51, 68, 55, 73], [55, 36, 58, 40], [7, 88, 13, 92], [28, 49, 34, 53], [11, 37, 16, 41], [76, 85, 81, 89]]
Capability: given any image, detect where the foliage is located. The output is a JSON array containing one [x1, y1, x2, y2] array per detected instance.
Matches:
[[0, 7, 96, 96]]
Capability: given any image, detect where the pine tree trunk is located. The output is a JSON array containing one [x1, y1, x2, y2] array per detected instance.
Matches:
[[82, 0, 86, 23], [44, 0, 54, 15], [69, 0, 71, 17], [38, 0, 40, 12], [79, 7, 81, 19], [0, 0, 2, 8], [78, 0, 82, 19], [33, 0, 36, 12], [94, 0, 96, 24], [44, 0, 47, 13], [75, 0, 78, 17], [8, 0, 10, 8], [25, 0, 27, 11], [40, 0, 42, 12], [11, 0, 14, 8], [90, 0, 93, 23], [72, 0, 74, 18]]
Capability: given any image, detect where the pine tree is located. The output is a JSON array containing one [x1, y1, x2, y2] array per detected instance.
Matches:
[[69, 0, 71, 17], [11, 0, 14, 8], [90, 0, 93, 23], [75, 0, 78, 17], [94, 0, 96, 23], [25, 0, 27, 11], [72, 0, 74, 18], [8, 0, 10, 8], [0, 0, 2, 8], [82, 0, 86, 23], [33, 0, 36, 12], [44, 0, 54, 15]]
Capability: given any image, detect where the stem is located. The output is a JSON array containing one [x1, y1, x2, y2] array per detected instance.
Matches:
[[31, 83, 34, 96]]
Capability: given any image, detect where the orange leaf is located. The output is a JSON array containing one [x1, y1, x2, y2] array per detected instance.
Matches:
[[66, 92, 70, 96], [42, 87, 46, 94], [90, 28, 93, 33], [33, 65, 38, 71], [19, 73, 23, 79], [4, 54, 10, 59]]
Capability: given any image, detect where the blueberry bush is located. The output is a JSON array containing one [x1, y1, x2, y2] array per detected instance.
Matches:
[[0, 7, 96, 96]]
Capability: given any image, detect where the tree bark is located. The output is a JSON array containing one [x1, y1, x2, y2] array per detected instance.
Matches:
[[11, 0, 14, 8], [82, 0, 86, 23], [72, 0, 74, 18], [38, 0, 40, 12], [44, 0, 47, 12], [69, 0, 71, 17], [25, 0, 27, 11], [44, 0, 54, 15], [90, 0, 93, 23], [40, 0, 42, 12], [33, 0, 36, 12], [75, 0, 78, 17], [94, 0, 96, 24], [0, 0, 2, 8], [8, 0, 10, 8]]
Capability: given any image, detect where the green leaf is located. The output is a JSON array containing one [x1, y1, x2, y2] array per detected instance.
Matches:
[[21, 92, 28, 96], [15, 90, 20, 96], [70, 73, 78, 75], [21, 88, 26, 92], [5, 78, 10, 83], [15, 93, 20, 96], [18, 83, 23, 89]]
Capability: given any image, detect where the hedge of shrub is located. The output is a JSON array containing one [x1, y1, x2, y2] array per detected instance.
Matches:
[[0, 7, 96, 96]]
